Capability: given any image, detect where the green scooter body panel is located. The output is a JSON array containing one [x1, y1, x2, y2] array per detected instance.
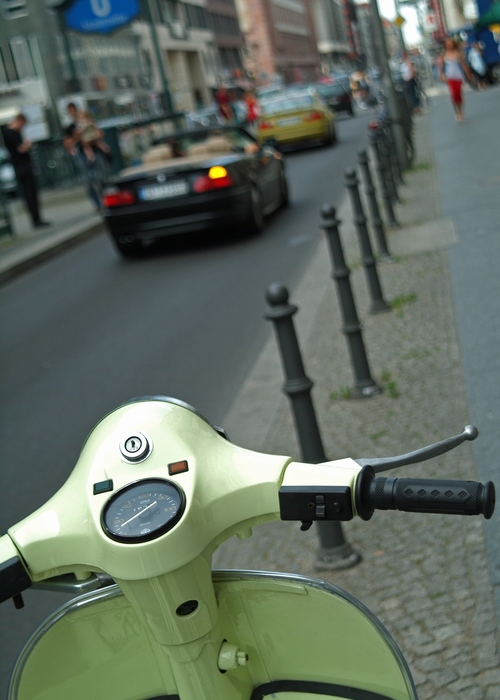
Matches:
[[10, 572, 416, 700]]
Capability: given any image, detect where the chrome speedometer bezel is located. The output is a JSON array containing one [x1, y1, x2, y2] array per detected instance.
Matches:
[[101, 478, 185, 544]]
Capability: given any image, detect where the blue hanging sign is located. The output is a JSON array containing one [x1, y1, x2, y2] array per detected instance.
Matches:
[[65, 0, 140, 34]]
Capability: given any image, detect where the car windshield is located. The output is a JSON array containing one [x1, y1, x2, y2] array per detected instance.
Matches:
[[316, 84, 346, 98], [260, 95, 315, 116], [151, 128, 260, 161]]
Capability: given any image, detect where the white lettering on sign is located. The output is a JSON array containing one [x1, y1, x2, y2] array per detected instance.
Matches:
[[90, 0, 111, 18]]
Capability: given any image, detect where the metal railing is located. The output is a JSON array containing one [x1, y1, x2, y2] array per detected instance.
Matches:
[[28, 113, 187, 192]]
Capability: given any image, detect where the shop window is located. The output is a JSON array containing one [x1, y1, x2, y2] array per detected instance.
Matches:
[[1, 0, 28, 19]]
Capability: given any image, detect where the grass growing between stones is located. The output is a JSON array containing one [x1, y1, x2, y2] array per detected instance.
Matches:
[[380, 370, 400, 398], [391, 292, 417, 317], [409, 162, 433, 172]]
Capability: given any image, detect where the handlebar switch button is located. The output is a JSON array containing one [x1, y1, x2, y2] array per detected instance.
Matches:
[[315, 495, 326, 518]]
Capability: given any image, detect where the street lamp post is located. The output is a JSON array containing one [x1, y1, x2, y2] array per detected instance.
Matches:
[[141, 0, 174, 116], [370, 0, 409, 171]]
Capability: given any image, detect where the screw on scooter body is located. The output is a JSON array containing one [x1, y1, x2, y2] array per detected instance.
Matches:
[[368, 128, 401, 229], [344, 168, 391, 315], [264, 283, 361, 570], [319, 205, 382, 399], [357, 150, 392, 261]]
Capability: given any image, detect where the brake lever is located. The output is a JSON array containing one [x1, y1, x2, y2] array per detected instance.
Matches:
[[355, 425, 478, 474]]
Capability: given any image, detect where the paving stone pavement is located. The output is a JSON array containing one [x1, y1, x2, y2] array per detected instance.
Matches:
[[213, 111, 500, 699]]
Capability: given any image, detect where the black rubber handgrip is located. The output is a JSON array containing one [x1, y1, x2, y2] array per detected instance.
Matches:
[[356, 465, 496, 521]]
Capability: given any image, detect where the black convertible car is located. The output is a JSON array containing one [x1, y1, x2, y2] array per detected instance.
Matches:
[[102, 125, 289, 257]]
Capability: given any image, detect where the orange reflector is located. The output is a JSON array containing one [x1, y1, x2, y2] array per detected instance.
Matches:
[[208, 166, 228, 179], [168, 460, 189, 475]]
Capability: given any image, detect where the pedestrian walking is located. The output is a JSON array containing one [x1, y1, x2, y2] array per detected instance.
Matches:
[[63, 102, 109, 212], [3, 113, 51, 228], [437, 38, 472, 122], [243, 90, 259, 131], [401, 53, 420, 114], [468, 42, 488, 89], [215, 86, 234, 123]]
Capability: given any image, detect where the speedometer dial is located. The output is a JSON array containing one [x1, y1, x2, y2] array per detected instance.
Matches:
[[102, 479, 185, 543]]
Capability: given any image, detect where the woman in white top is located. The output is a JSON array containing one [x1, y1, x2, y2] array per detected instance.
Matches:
[[438, 38, 472, 121]]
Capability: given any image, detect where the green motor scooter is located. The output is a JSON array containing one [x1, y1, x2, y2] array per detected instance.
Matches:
[[0, 397, 494, 700]]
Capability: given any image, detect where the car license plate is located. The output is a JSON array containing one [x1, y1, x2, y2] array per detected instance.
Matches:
[[139, 181, 189, 201], [276, 117, 302, 127]]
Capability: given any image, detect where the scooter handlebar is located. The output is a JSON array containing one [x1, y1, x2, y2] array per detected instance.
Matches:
[[355, 465, 495, 521]]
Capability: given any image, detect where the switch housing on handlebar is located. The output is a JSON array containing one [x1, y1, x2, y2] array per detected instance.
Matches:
[[279, 486, 354, 522]]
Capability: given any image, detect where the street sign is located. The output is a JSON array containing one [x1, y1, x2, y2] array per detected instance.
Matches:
[[65, 0, 140, 34], [394, 15, 406, 27]]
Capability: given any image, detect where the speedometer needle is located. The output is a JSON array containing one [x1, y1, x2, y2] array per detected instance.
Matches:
[[121, 501, 158, 528]]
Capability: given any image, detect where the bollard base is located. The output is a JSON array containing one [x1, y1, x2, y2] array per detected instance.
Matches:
[[370, 299, 392, 314], [352, 383, 383, 398], [314, 542, 362, 572], [387, 219, 401, 229]]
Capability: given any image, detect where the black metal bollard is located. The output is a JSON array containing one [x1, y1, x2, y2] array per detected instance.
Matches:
[[368, 129, 400, 229], [320, 205, 382, 398], [381, 116, 405, 186], [357, 149, 392, 260], [377, 127, 400, 204], [344, 168, 391, 315], [265, 283, 361, 571]]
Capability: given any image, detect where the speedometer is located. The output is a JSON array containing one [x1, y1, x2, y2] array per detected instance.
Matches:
[[102, 479, 185, 543]]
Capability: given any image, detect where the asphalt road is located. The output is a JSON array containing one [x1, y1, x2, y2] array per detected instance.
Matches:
[[0, 112, 370, 696]]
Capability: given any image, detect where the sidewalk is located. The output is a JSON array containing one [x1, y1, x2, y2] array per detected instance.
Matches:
[[213, 98, 500, 700], [0, 185, 103, 284]]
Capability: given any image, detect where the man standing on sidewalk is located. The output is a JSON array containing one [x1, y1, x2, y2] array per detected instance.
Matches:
[[3, 113, 51, 228]]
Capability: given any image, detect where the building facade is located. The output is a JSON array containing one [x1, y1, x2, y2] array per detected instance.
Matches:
[[236, 0, 322, 84], [0, 0, 243, 138], [310, 0, 352, 70]]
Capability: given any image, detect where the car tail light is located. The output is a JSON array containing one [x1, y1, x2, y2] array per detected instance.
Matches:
[[259, 120, 275, 130], [193, 167, 234, 193], [102, 188, 136, 208], [304, 111, 323, 121]]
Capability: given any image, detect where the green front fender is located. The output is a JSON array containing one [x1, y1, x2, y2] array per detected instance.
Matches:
[[9, 571, 417, 700]]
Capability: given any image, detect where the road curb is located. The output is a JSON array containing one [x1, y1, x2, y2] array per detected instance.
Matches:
[[0, 218, 103, 285]]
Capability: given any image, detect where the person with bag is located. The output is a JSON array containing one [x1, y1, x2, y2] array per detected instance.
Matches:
[[63, 102, 110, 212]]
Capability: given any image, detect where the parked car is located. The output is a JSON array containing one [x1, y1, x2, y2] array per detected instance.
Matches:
[[102, 125, 289, 257], [329, 70, 351, 91], [313, 82, 354, 117], [0, 147, 17, 198], [256, 90, 337, 149]]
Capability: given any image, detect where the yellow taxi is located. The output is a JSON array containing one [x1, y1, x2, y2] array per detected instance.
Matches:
[[256, 89, 337, 148]]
